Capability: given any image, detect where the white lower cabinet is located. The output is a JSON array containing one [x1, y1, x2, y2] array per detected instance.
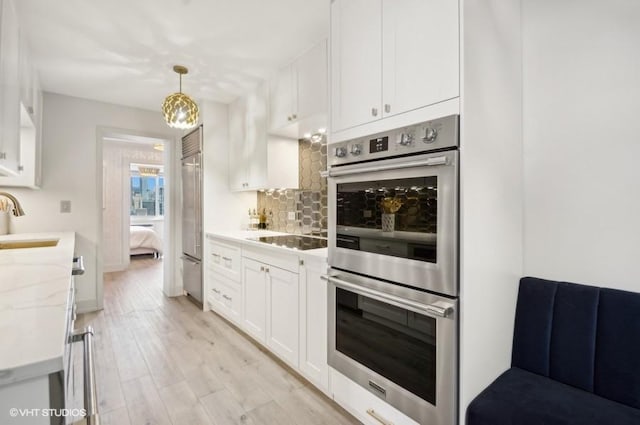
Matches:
[[242, 255, 299, 367], [299, 257, 330, 392], [331, 368, 420, 425], [242, 257, 268, 342], [266, 264, 299, 367]]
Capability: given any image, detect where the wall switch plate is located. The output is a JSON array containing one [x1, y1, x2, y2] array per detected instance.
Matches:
[[288, 211, 297, 220], [60, 200, 71, 213]]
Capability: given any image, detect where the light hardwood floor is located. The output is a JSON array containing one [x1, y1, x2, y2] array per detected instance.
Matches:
[[78, 256, 360, 425]]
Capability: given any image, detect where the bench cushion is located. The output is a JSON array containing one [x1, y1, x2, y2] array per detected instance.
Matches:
[[467, 367, 640, 425], [512, 277, 640, 408]]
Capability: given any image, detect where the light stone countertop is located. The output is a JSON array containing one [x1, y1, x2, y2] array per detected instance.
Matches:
[[0, 232, 75, 386], [206, 230, 328, 260]]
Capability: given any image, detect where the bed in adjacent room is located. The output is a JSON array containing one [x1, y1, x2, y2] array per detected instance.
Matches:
[[130, 225, 163, 258]]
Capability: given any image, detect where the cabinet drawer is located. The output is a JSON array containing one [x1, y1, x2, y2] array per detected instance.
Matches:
[[331, 368, 419, 425], [207, 240, 242, 281], [208, 273, 242, 325]]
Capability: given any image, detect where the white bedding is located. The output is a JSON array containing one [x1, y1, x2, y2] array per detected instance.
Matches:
[[130, 226, 163, 254]]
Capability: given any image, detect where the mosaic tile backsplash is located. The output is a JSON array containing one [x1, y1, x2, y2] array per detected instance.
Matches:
[[257, 139, 327, 235]]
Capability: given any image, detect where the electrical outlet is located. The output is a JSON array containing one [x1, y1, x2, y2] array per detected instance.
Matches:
[[287, 211, 297, 220], [60, 200, 71, 213]]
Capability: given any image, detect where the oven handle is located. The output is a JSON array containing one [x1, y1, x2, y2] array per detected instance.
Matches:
[[71, 326, 100, 425], [327, 155, 449, 177], [321, 275, 454, 318]]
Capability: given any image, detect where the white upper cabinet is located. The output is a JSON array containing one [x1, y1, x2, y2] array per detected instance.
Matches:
[[269, 39, 328, 138], [330, 0, 459, 133], [269, 65, 297, 137], [0, 0, 21, 176], [245, 83, 269, 188], [330, 0, 382, 133], [228, 95, 248, 191], [0, 0, 43, 186], [296, 41, 327, 122], [381, 0, 459, 117], [229, 81, 299, 192]]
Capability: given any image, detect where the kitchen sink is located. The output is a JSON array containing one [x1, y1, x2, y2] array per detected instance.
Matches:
[[0, 239, 60, 250]]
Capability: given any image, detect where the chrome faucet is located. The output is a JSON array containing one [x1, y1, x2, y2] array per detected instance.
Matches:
[[0, 192, 25, 216]]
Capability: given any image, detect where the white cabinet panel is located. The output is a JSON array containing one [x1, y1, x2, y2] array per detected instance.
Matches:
[[330, 0, 382, 132], [246, 83, 268, 189], [242, 258, 267, 342], [228, 96, 248, 191], [299, 259, 329, 392], [297, 40, 328, 122], [0, 0, 21, 175], [268, 65, 296, 136], [381, 0, 459, 117], [266, 264, 299, 367]]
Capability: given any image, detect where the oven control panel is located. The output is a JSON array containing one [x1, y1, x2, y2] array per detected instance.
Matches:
[[328, 114, 459, 167]]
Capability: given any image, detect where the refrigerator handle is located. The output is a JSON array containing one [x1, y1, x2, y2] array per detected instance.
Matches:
[[181, 256, 200, 265]]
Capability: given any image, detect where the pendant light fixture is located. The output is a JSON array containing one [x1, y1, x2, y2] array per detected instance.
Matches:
[[162, 65, 199, 129]]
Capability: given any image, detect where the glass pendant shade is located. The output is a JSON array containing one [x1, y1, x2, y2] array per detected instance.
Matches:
[[162, 65, 199, 129]]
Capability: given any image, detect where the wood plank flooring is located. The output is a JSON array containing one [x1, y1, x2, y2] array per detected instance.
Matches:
[[78, 256, 360, 425]]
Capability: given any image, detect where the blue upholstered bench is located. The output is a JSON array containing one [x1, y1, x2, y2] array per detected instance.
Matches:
[[467, 277, 640, 425]]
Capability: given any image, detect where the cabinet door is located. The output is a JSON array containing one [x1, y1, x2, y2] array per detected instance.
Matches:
[[299, 261, 329, 391], [246, 82, 268, 189], [266, 265, 299, 367], [381, 0, 459, 117], [242, 258, 267, 343], [18, 34, 34, 115], [296, 40, 328, 121], [268, 65, 295, 133], [0, 0, 21, 175], [330, 0, 382, 132], [228, 96, 248, 191]]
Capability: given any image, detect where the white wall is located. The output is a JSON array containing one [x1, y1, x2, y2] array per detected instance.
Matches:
[[523, 0, 640, 292], [201, 100, 254, 233], [459, 0, 523, 418], [5, 93, 178, 311]]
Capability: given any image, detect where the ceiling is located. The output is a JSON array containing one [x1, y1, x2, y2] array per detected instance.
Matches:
[[15, 0, 329, 111]]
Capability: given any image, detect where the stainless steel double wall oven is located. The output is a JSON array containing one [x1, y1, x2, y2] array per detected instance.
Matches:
[[326, 115, 459, 425]]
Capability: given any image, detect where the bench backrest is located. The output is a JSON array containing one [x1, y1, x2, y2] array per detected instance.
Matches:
[[512, 277, 640, 409]]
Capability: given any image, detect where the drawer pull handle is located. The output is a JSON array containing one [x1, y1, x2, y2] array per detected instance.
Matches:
[[212, 288, 221, 294], [222, 256, 232, 261], [222, 295, 232, 301], [366, 409, 393, 425], [71, 327, 100, 425], [211, 253, 220, 258]]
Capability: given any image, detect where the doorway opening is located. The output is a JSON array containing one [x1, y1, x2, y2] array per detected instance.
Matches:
[[98, 129, 176, 309]]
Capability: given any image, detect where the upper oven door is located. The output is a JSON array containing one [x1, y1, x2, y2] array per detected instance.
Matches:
[[328, 149, 458, 296]]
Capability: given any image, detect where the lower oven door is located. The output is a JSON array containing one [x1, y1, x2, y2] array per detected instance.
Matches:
[[326, 271, 457, 425]]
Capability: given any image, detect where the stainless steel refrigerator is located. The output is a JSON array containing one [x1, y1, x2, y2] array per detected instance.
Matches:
[[181, 125, 203, 304]]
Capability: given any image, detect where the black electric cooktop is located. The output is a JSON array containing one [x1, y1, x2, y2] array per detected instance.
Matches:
[[248, 235, 328, 251]]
